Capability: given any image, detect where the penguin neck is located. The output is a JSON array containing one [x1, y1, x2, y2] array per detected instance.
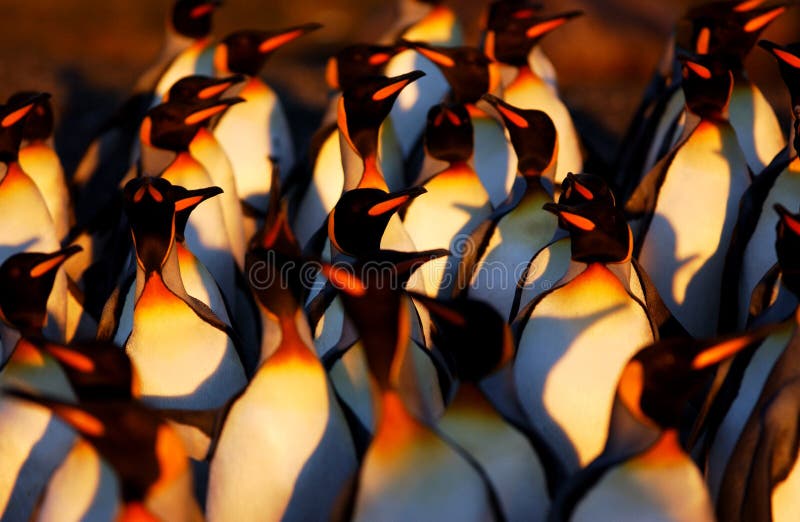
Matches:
[[266, 309, 316, 363], [374, 388, 424, 447], [636, 428, 686, 465], [466, 103, 488, 120], [190, 126, 218, 150], [521, 175, 554, 200], [508, 64, 543, 93], [237, 76, 270, 101], [140, 141, 180, 177], [358, 154, 389, 191], [135, 244, 188, 303], [0, 160, 28, 187]]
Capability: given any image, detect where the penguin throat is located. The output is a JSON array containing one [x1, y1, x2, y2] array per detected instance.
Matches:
[[509, 65, 543, 94], [358, 155, 389, 191]]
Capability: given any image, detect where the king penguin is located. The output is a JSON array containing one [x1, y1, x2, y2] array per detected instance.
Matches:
[[212, 24, 321, 215], [120, 177, 246, 414], [513, 196, 657, 474], [206, 192, 357, 522], [401, 103, 493, 298], [549, 331, 770, 521], [461, 95, 561, 321], [0, 246, 82, 521], [483, 8, 583, 185], [628, 52, 751, 338]]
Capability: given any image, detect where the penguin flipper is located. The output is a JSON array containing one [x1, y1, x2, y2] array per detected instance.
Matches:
[[451, 217, 498, 300], [718, 151, 791, 333], [740, 378, 800, 522], [96, 272, 135, 342], [631, 258, 689, 340]]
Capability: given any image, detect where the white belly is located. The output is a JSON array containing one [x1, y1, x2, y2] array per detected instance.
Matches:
[[728, 80, 785, 174]]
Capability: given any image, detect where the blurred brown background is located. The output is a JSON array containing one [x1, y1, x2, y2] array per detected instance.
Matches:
[[1, 0, 798, 173]]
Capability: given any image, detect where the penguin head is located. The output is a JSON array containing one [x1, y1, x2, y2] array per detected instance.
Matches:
[[424, 103, 473, 164], [543, 200, 632, 264], [164, 74, 244, 103], [124, 177, 176, 274], [401, 42, 497, 105], [485, 0, 543, 30], [482, 94, 557, 179], [170, 184, 223, 242], [618, 330, 771, 429], [142, 97, 243, 151], [329, 186, 427, 257], [760, 40, 800, 151], [774, 204, 800, 297], [678, 52, 734, 120], [40, 341, 139, 400], [410, 293, 513, 382], [7, 91, 54, 142], [484, 9, 581, 66], [681, 2, 788, 65], [559, 172, 616, 207], [0, 92, 51, 163], [5, 391, 191, 511], [247, 166, 306, 317], [171, 0, 221, 39], [326, 44, 407, 92], [215, 24, 322, 76], [338, 71, 425, 159], [0, 246, 81, 335]]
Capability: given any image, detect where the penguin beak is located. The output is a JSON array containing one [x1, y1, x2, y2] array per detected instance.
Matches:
[[759, 40, 800, 69], [1, 92, 50, 128], [190, 1, 222, 19], [196, 75, 245, 100], [543, 203, 597, 231], [183, 98, 244, 125], [734, 0, 767, 12], [174, 186, 223, 213], [401, 40, 455, 68], [525, 10, 583, 40], [29, 245, 82, 278], [481, 94, 529, 128], [371, 70, 426, 102], [691, 327, 775, 369], [367, 186, 427, 217], [318, 263, 367, 297], [741, 4, 789, 33], [258, 23, 323, 54]]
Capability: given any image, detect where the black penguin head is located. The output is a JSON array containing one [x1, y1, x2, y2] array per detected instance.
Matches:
[[619, 330, 771, 428], [142, 97, 242, 151], [5, 391, 188, 508], [215, 24, 322, 76], [338, 71, 425, 159], [0, 92, 50, 163], [124, 177, 176, 274], [329, 186, 427, 257], [7, 91, 54, 142], [775, 204, 800, 297], [424, 103, 473, 164], [327, 44, 407, 92], [544, 200, 631, 264], [484, 9, 581, 66], [680, 2, 788, 65], [410, 293, 513, 382], [164, 74, 244, 103], [401, 42, 496, 104], [171, 0, 221, 39], [41, 340, 138, 401], [558, 173, 616, 207], [678, 52, 734, 120], [482, 94, 557, 178], [760, 40, 800, 153], [0, 246, 81, 335]]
